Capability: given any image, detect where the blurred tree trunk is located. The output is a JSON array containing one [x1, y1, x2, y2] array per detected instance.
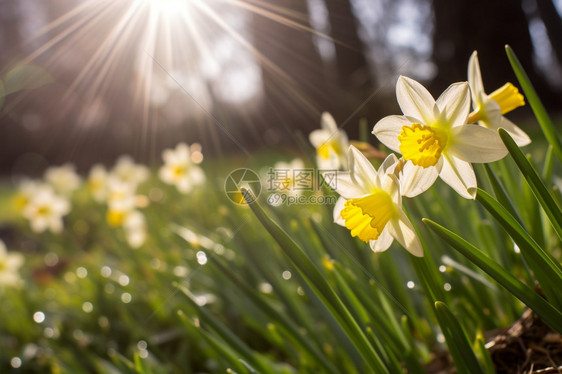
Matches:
[[249, 0, 332, 146], [431, 0, 555, 104], [325, 0, 374, 91], [536, 0, 562, 67], [324, 0, 377, 129]]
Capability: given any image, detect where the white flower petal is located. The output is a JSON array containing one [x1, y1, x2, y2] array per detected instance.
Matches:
[[468, 51, 485, 105], [309, 129, 330, 148], [400, 161, 440, 197], [379, 153, 399, 176], [369, 228, 394, 253], [330, 172, 366, 199], [321, 112, 338, 132], [372, 115, 411, 153], [450, 125, 507, 163], [396, 76, 436, 124], [436, 82, 470, 128], [498, 117, 531, 147], [388, 211, 423, 257], [381, 174, 401, 206], [333, 197, 347, 226], [348, 146, 379, 191], [439, 155, 477, 199]]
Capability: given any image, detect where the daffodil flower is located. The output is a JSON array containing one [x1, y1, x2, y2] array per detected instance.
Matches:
[[467, 51, 530, 147], [373, 76, 508, 199], [328, 146, 423, 257], [159, 143, 205, 194], [309, 112, 349, 170], [23, 187, 70, 234], [44, 164, 81, 196], [268, 158, 306, 198], [0, 240, 24, 289], [112, 155, 149, 188], [88, 164, 110, 202]]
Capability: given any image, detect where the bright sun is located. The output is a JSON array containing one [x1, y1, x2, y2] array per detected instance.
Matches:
[[137, 0, 190, 14]]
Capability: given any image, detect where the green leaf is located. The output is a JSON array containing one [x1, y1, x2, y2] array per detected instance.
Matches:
[[505, 45, 562, 162], [423, 218, 562, 333], [242, 189, 389, 374], [498, 128, 562, 243], [434, 302, 485, 374], [482, 163, 524, 226], [4, 63, 53, 95], [475, 188, 562, 309]]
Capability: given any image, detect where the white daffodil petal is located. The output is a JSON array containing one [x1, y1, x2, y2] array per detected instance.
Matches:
[[331, 172, 366, 199], [333, 196, 347, 226], [400, 161, 439, 197], [468, 51, 485, 105], [321, 112, 338, 132], [309, 129, 331, 148], [348, 146, 379, 190], [436, 82, 470, 128], [381, 174, 401, 206], [439, 155, 477, 199], [450, 125, 507, 163], [499, 117, 531, 147], [396, 76, 436, 124], [372, 115, 411, 153], [379, 154, 399, 177], [369, 228, 394, 253], [388, 211, 423, 257]]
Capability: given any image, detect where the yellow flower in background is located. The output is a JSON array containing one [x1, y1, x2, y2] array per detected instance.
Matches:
[[14, 180, 52, 213], [269, 158, 305, 199], [373, 76, 508, 199], [326, 146, 423, 257], [22, 187, 70, 234], [467, 51, 530, 146], [0, 240, 24, 289], [44, 164, 82, 196], [159, 143, 205, 194], [309, 112, 349, 170]]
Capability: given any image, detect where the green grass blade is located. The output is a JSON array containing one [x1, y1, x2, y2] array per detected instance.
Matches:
[[542, 145, 554, 183], [505, 45, 562, 162], [434, 302, 485, 374], [423, 218, 562, 333], [242, 189, 389, 374], [210, 257, 340, 374], [499, 128, 562, 243], [482, 163, 524, 226], [176, 284, 273, 374], [475, 188, 562, 282]]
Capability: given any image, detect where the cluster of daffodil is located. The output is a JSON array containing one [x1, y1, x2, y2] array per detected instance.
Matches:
[[14, 143, 205, 251], [311, 51, 529, 257]]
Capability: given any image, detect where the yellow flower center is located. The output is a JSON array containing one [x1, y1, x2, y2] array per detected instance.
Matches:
[[173, 165, 187, 178], [398, 123, 447, 168], [468, 82, 525, 123], [37, 206, 51, 216], [341, 190, 397, 242], [317, 141, 341, 160], [106, 210, 126, 227]]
